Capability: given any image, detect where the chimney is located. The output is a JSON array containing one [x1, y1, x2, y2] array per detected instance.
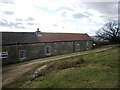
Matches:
[[37, 28, 39, 31], [36, 28, 42, 36]]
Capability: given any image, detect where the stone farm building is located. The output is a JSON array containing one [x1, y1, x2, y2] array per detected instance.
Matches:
[[1, 31, 93, 65]]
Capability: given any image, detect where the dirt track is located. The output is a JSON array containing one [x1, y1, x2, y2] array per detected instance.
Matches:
[[2, 46, 112, 87]]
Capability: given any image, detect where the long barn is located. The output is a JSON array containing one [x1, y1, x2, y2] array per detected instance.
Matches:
[[1, 30, 93, 65]]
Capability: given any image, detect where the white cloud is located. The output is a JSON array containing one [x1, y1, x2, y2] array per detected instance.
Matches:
[[0, 0, 118, 36]]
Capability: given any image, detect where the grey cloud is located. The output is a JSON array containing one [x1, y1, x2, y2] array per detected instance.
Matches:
[[0, 19, 15, 27], [16, 22, 23, 25], [3, 11, 14, 15], [1, 0, 14, 4], [0, 19, 25, 29], [15, 25, 25, 29], [56, 7, 73, 12], [83, 2, 118, 16], [62, 12, 67, 17], [72, 13, 88, 19], [26, 17, 34, 21], [27, 22, 35, 25], [16, 18, 24, 21], [0, 19, 9, 27], [83, 12, 93, 17], [53, 24, 57, 27], [62, 26, 65, 28], [16, 17, 36, 27], [16, 17, 34, 21]]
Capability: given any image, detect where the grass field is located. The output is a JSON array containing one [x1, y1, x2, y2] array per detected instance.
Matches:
[[4, 45, 119, 88]]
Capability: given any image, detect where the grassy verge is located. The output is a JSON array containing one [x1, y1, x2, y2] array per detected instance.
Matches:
[[4, 45, 119, 88]]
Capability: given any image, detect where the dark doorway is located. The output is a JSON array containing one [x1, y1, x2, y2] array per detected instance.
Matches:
[[45, 46, 51, 56], [19, 50, 26, 61]]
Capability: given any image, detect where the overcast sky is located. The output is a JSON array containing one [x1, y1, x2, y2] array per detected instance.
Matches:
[[0, 0, 119, 36]]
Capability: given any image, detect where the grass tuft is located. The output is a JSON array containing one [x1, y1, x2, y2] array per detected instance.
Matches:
[[31, 58, 85, 80]]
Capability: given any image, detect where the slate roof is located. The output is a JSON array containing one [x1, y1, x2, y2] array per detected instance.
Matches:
[[1, 32, 92, 45], [2, 32, 38, 45]]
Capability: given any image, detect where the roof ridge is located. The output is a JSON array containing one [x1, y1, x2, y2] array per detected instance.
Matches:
[[42, 32, 87, 35], [2, 32, 88, 35]]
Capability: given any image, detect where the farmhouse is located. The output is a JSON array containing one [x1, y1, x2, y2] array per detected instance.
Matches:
[[1, 30, 93, 65]]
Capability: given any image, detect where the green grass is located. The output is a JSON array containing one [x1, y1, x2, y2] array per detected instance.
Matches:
[[5, 45, 119, 88]]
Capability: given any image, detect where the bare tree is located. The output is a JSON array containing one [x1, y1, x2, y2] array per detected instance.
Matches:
[[96, 20, 120, 43]]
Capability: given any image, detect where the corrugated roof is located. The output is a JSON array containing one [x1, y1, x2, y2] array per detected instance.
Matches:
[[1, 32, 92, 45]]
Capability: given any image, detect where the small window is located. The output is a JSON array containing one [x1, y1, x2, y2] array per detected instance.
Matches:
[[76, 43, 80, 51], [45, 46, 51, 56], [0, 52, 8, 59], [86, 42, 89, 46], [86, 42, 89, 50], [77, 43, 80, 46], [19, 50, 26, 60]]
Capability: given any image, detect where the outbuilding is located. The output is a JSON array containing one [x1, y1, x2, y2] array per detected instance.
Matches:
[[1, 31, 93, 65]]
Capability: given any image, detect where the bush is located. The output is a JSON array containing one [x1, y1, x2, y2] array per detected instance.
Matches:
[[46, 58, 85, 70], [31, 58, 85, 80]]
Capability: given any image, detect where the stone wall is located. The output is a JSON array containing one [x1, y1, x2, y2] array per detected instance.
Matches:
[[2, 40, 92, 65], [74, 40, 93, 52], [2, 41, 74, 65]]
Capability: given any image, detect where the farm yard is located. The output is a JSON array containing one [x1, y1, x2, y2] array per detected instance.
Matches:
[[3, 44, 119, 88]]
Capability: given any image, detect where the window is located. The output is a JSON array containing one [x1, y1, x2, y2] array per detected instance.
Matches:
[[77, 43, 80, 46], [86, 41, 89, 46], [45, 46, 51, 56], [86, 41, 89, 50], [76, 43, 80, 51], [19, 50, 26, 60], [0, 52, 8, 59]]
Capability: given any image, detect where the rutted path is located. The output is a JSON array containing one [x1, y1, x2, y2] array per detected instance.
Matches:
[[2, 46, 112, 87]]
